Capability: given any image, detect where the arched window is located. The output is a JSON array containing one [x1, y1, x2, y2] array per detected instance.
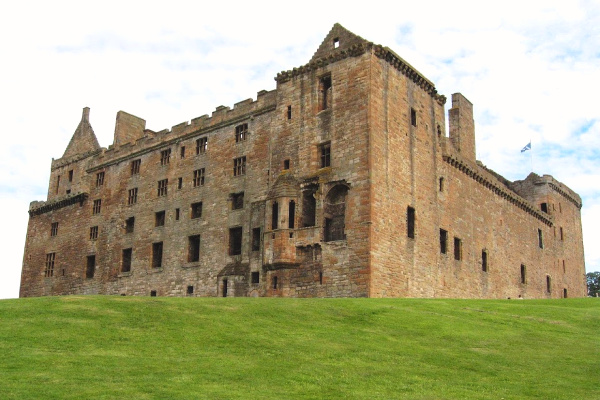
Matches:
[[324, 185, 348, 242]]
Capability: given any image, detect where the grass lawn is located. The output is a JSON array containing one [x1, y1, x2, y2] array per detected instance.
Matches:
[[0, 296, 598, 399]]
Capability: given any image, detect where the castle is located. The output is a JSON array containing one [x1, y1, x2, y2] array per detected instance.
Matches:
[[20, 24, 587, 298]]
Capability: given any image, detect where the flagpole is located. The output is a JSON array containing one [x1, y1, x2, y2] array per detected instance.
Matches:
[[530, 138, 533, 173]]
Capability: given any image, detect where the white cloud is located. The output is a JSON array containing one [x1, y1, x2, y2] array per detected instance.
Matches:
[[1, 0, 599, 299]]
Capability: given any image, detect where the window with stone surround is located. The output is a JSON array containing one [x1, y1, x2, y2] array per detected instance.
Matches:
[[157, 179, 168, 197], [68, 169, 74, 182], [125, 217, 134, 233], [272, 201, 279, 230], [235, 123, 248, 142], [546, 275, 552, 293], [175, 208, 180, 221], [187, 285, 194, 295], [178, 177, 183, 190], [231, 192, 244, 210], [229, 227, 242, 256], [287, 105, 292, 120], [289, 200, 295, 229], [251, 271, 260, 284], [96, 171, 104, 187], [188, 235, 200, 262], [122, 248, 132, 273], [51, 222, 58, 237], [92, 199, 102, 215], [233, 156, 246, 176], [320, 142, 331, 168], [272, 276, 278, 290], [45, 252, 55, 277], [411, 108, 417, 127], [319, 74, 332, 111], [155, 211, 165, 227], [160, 148, 171, 165], [302, 187, 317, 227], [193, 168, 205, 187], [128, 188, 138, 205], [150, 290, 157, 297], [482, 250, 489, 272], [541, 202, 548, 213], [152, 242, 163, 269], [86, 255, 96, 279], [252, 227, 261, 251], [454, 237, 462, 261], [284, 159, 290, 170], [538, 229, 544, 249], [131, 159, 141, 175], [90, 226, 98, 240], [196, 137, 207, 154], [191, 202, 202, 219], [407, 206, 415, 239], [440, 229, 448, 254], [520, 264, 527, 284], [180, 146, 186, 159], [560, 227, 564, 241], [324, 185, 348, 242]]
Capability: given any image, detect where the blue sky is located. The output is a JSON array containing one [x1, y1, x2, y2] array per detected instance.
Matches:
[[1, 0, 598, 299]]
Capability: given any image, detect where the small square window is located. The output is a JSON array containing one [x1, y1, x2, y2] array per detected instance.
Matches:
[[187, 285, 194, 295], [191, 202, 202, 219], [155, 211, 165, 227], [333, 38, 339, 48]]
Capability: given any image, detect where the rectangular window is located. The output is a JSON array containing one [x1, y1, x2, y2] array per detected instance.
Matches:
[[320, 142, 331, 168], [288, 200, 295, 229], [284, 159, 290, 170], [410, 108, 417, 127], [122, 248, 132, 273], [92, 199, 102, 215], [196, 137, 208, 154], [560, 227, 564, 241], [233, 156, 246, 176], [407, 206, 415, 239], [86, 255, 96, 279], [157, 179, 168, 196], [319, 74, 332, 111], [287, 105, 292, 120], [546, 275, 552, 293], [96, 172, 104, 187], [128, 188, 138, 205], [90, 226, 98, 240], [251, 271, 260, 284], [454, 237, 462, 261], [180, 146, 186, 159], [188, 235, 200, 262], [231, 192, 244, 210], [68, 169, 74, 182], [272, 276, 278, 290], [175, 208, 180, 221], [541, 202, 548, 213], [178, 177, 183, 190], [56, 175, 60, 194], [51, 222, 58, 237], [440, 229, 448, 254], [191, 202, 202, 219], [235, 123, 248, 142], [538, 229, 544, 249], [520, 264, 527, 284], [160, 149, 171, 165], [125, 217, 134, 233], [187, 285, 194, 295], [155, 211, 165, 227], [482, 250, 488, 272], [193, 168, 205, 187], [229, 227, 243, 255], [152, 242, 163, 269], [131, 159, 141, 175], [272, 202, 279, 230], [252, 227, 261, 251], [45, 253, 56, 277]]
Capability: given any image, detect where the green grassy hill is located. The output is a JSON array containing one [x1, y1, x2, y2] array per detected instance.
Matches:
[[0, 296, 598, 399]]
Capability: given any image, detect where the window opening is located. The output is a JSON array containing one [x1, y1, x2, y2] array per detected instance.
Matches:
[[482, 250, 488, 272], [333, 38, 339, 48], [439, 177, 444, 192], [188, 235, 200, 262], [284, 159, 290, 170], [223, 279, 228, 297], [520, 264, 527, 284], [320, 142, 331, 168], [157, 179, 168, 196], [131, 159, 141, 175], [288, 200, 295, 229], [180, 146, 186, 158], [272, 276, 278, 290], [152, 242, 163, 269], [191, 202, 202, 219], [319, 75, 332, 111], [324, 185, 348, 242], [122, 248, 132, 273], [125, 217, 134, 233], [252, 227, 261, 251], [178, 177, 183, 190], [541, 202, 548, 213], [440, 229, 448, 254], [287, 105, 292, 120], [196, 137, 208, 154], [56, 175, 61, 194], [187, 285, 194, 295], [128, 188, 138, 205], [155, 211, 165, 227], [68, 169, 74, 182], [233, 156, 246, 176], [454, 237, 462, 261], [175, 208, 180, 221], [193, 168, 205, 187], [86, 255, 96, 279], [160, 149, 171, 165], [90, 226, 99, 240], [231, 192, 244, 210], [272, 202, 279, 230], [92, 199, 102, 215], [302, 187, 317, 227], [407, 206, 415, 239], [251, 271, 260, 284], [546, 275, 552, 293], [45, 253, 55, 277], [437, 124, 442, 138], [560, 227, 564, 241], [538, 229, 544, 249], [51, 222, 58, 237], [410, 108, 417, 127], [319, 272, 323, 285], [235, 123, 248, 142], [96, 172, 104, 187], [563, 288, 568, 298], [563, 260, 566, 273], [229, 227, 242, 255], [150, 290, 157, 297]]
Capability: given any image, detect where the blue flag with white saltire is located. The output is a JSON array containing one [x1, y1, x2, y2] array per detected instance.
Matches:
[[521, 142, 531, 153]]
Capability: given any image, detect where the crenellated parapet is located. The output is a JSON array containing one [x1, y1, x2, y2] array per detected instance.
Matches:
[[29, 192, 88, 216]]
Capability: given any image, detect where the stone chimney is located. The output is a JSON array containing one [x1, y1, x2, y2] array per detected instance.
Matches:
[[449, 93, 476, 162], [113, 111, 146, 148]]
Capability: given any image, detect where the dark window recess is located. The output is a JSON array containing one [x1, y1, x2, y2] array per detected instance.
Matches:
[[131, 159, 141, 175], [51, 222, 58, 237], [188, 235, 200, 262], [251, 271, 260, 284], [193, 168, 205, 187], [437, 124, 442, 137], [160, 148, 171, 165], [284, 159, 290, 170], [191, 202, 202, 219], [440, 229, 448, 254], [235, 123, 248, 142], [320, 142, 331, 168], [319, 75, 332, 111], [324, 185, 348, 242], [560, 227, 564, 241], [410, 108, 417, 127], [233, 156, 246, 176], [538, 229, 544, 249], [125, 217, 134, 233], [178, 177, 183, 190], [229, 227, 243, 255], [66, 189, 71, 195], [150, 290, 157, 297], [563, 288, 568, 298], [180, 146, 186, 158], [439, 177, 444, 192], [45, 253, 55, 277], [222, 279, 228, 297], [92, 199, 102, 215], [128, 188, 138, 205], [407, 206, 415, 239], [252, 227, 261, 251], [287, 105, 292, 120], [187, 285, 194, 295], [563, 260, 566, 273], [96, 172, 104, 187], [68, 169, 74, 182], [272, 202, 279, 230], [482, 250, 488, 272], [272, 276, 278, 290], [288, 200, 295, 229], [86, 255, 96, 279], [56, 175, 60, 194], [319, 272, 323, 285], [155, 211, 165, 227], [302, 187, 317, 227], [520, 264, 527, 284], [196, 137, 208, 154], [175, 208, 180, 221], [122, 248, 132, 273], [90, 226, 99, 240], [152, 242, 163, 269], [454, 237, 462, 261], [541, 202, 548, 213], [546, 275, 552, 293], [157, 179, 168, 196], [231, 192, 244, 210]]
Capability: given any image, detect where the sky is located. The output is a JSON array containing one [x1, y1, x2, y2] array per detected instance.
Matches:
[[1, 0, 598, 299]]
